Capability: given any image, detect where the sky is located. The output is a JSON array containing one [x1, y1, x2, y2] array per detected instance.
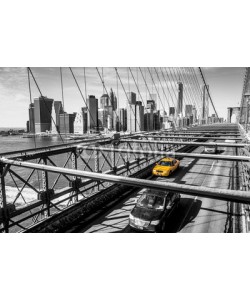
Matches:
[[0, 67, 245, 128]]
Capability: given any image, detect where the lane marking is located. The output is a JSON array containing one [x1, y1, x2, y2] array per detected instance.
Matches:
[[209, 161, 215, 172]]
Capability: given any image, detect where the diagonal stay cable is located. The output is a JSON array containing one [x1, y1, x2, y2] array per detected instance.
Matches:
[[115, 67, 142, 132]]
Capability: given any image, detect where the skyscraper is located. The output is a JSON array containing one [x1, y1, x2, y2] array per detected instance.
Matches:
[[136, 102, 144, 131], [127, 92, 136, 105], [202, 85, 209, 123], [87, 95, 98, 132], [28, 103, 35, 133], [185, 105, 193, 117], [54, 101, 64, 130], [34, 96, 54, 133], [98, 108, 108, 130], [82, 107, 88, 133], [118, 108, 127, 131], [147, 100, 156, 111], [177, 82, 183, 116], [100, 94, 109, 109], [127, 104, 137, 132], [169, 107, 175, 116], [59, 113, 76, 134], [144, 110, 154, 131]]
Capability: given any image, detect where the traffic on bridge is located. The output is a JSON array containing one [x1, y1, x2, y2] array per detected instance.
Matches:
[[0, 67, 249, 233]]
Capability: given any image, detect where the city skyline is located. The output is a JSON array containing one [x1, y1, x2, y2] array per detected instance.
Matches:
[[0, 67, 245, 127]]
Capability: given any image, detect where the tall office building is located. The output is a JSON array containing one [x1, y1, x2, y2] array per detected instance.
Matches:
[[110, 88, 117, 111], [28, 103, 35, 133], [202, 85, 209, 123], [185, 105, 193, 117], [136, 103, 144, 131], [59, 113, 76, 134], [144, 109, 154, 131], [127, 102, 144, 133], [82, 107, 88, 133], [51, 103, 57, 133], [118, 108, 127, 131], [34, 96, 54, 133], [100, 94, 109, 109], [74, 107, 85, 134], [87, 95, 98, 132], [192, 106, 197, 122], [153, 111, 161, 130], [54, 101, 64, 130], [127, 104, 137, 132], [98, 108, 108, 130], [127, 92, 136, 105], [147, 100, 156, 111], [26, 121, 30, 133], [177, 82, 183, 116], [169, 107, 175, 116]]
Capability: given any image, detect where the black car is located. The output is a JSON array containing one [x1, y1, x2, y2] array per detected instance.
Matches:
[[129, 189, 181, 232]]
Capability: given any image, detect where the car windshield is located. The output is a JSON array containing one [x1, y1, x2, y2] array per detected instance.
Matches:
[[137, 194, 165, 210], [206, 145, 215, 148], [158, 161, 172, 166]]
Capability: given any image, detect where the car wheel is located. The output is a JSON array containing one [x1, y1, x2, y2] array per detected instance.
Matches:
[[175, 200, 180, 210], [160, 220, 166, 233]]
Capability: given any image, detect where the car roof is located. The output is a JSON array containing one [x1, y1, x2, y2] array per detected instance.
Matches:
[[160, 157, 174, 162], [144, 189, 170, 197]]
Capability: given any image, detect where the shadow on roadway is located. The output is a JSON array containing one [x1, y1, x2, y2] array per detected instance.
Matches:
[[164, 198, 202, 232]]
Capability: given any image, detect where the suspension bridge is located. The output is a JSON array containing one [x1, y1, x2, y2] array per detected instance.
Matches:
[[0, 67, 250, 233]]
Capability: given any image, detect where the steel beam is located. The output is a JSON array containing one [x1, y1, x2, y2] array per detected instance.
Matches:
[[159, 131, 240, 135], [1, 157, 250, 204], [77, 146, 250, 162], [138, 135, 242, 141], [120, 139, 248, 148]]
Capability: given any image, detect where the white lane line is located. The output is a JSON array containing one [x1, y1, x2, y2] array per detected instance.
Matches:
[[209, 161, 215, 172]]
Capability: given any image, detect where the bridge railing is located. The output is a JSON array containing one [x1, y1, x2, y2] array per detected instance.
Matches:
[[1, 136, 183, 232], [0, 129, 246, 233]]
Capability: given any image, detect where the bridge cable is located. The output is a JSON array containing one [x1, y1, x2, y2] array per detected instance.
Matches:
[[154, 67, 177, 128], [27, 68, 65, 144], [60, 68, 67, 139], [159, 68, 179, 127], [96, 67, 120, 132], [27, 68, 41, 190], [181, 67, 202, 118], [128, 67, 150, 132], [190, 67, 204, 119], [69, 67, 100, 134], [115, 67, 142, 132], [186, 67, 203, 119], [198, 67, 219, 118]]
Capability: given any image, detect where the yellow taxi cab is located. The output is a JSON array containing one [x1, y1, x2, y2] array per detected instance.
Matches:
[[152, 157, 180, 177]]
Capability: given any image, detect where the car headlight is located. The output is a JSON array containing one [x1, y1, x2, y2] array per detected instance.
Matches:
[[151, 220, 160, 225]]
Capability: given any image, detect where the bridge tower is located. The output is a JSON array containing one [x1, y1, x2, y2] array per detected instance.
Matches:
[[239, 68, 250, 128]]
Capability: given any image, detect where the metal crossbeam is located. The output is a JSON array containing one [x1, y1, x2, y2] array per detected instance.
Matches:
[[121, 139, 248, 148], [1, 157, 250, 204], [77, 146, 250, 162], [137, 135, 242, 141]]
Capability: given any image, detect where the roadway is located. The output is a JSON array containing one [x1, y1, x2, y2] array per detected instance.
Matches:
[[67, 137, 241, 233]]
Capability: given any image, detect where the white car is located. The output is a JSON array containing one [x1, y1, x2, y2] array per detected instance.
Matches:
[[204, 144, 217, 154]]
